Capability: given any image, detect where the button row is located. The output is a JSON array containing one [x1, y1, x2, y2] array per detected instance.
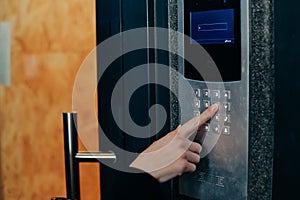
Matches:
[[195, 117, 231, 136], [195, 111, 230, 123], [195, 89, 231, 99], [201, 123, 231, 135], [214, 114, 231, 123], [194, 100, 231, 112]]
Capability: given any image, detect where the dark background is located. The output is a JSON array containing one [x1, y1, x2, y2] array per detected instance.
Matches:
[[273, 0, 300, 199]]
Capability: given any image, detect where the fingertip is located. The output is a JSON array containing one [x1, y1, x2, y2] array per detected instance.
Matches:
[[210, 103, 219, 113], [193, 142, 202, 154], [196, 154, 201, 163], [190, 163, 197, 172], [184, 162, 197, 173], [200, 103, 219, 120]]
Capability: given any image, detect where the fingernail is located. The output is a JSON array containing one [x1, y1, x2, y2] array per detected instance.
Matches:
[[210, 103, 219, 112]]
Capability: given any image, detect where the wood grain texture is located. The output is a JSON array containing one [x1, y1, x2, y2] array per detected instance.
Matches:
[[0, 0, 99, 199]]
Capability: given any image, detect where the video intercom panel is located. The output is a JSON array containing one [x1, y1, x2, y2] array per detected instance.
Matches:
[[178, 0, 249, 199]]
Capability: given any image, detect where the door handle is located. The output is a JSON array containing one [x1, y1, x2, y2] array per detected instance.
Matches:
[[75, 151, 116, 162]]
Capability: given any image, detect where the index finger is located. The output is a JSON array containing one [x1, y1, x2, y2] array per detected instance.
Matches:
[[178, 103, 219, 138]]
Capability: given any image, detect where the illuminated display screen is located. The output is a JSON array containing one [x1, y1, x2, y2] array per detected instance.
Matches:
[[190, 9, 234, 44], [184, 3, 241, 82]]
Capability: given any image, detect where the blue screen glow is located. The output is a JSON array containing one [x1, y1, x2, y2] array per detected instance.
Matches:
[[190, 9, 234, 44]]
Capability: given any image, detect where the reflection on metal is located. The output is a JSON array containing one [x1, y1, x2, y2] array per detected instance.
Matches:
[[75, 151, 116, 162], [0, 22, 11, 86], [63, 112, 80, 200]]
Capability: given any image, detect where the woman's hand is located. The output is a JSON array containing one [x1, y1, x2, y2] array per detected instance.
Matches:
[[130, 103, 219, 183]]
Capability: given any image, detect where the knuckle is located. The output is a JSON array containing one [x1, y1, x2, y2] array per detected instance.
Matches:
[[178, 138, 188, 149], [190, 153, 200, 163], [183, 163, 190, 172], [179, 160, 189, 172], [199, 144, 202, 152]]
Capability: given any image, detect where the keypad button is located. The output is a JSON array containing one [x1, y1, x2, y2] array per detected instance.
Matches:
[[224, 90, 231, 100], [194, 99, 201, 109], [222, 126, 231, 135], [224, 114, 231, 123], [211, 124, 221, 134], [212, 90, 220, 98], [203, 123, 210, 132], [198, 123, 210, 133], [195, 89, 201, 97], [203, 100, 211, 109], [223, 102, 231, 112], [196, 124, 209, 144], [203, 89, 210, 98], [194, 110, 200, 116], [214, 114, 221, 122]]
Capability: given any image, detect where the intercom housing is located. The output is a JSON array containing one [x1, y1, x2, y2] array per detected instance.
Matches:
[[177, 0, 249, 199]]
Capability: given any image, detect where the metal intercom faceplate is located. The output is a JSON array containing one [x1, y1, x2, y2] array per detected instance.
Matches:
[[177, 0, 249, 199]]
